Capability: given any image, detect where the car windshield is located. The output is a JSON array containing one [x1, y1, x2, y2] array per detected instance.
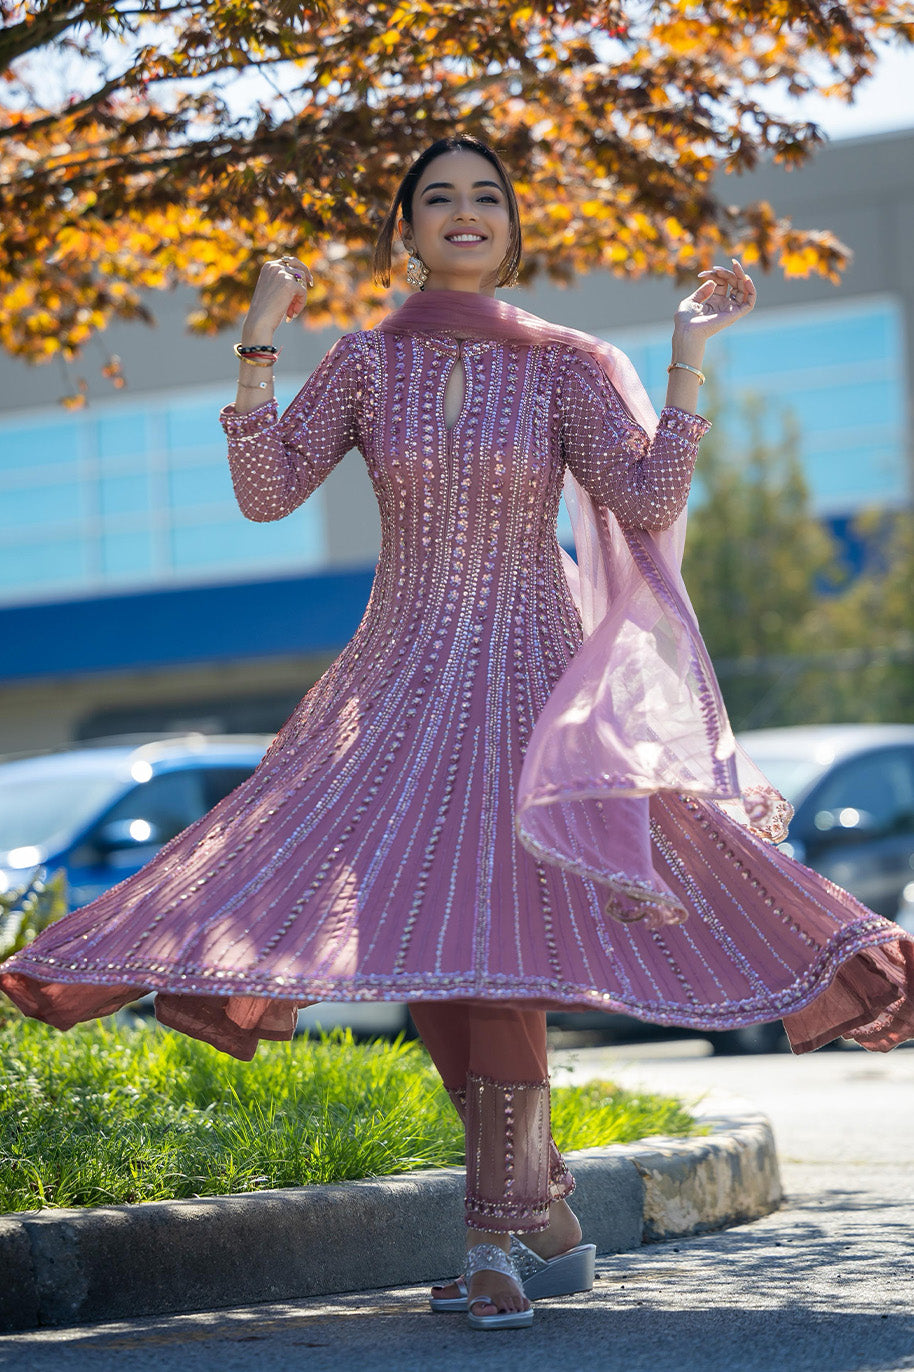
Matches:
[[740, 753, 827, 805], [0, 772, 128, 853]]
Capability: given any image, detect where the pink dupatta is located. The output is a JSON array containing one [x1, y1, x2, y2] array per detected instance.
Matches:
[[378, 290, 787, 926]]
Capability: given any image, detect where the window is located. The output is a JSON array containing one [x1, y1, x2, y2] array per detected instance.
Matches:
[[98, 769, 205, 843], [605, 296, 908, 521], [203, 766, 259, 808], [0, 380, 328, 605], [805, 748, 914, 838]]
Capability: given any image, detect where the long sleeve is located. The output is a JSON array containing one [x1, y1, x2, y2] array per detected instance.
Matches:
[[559, 351, 710, 530], [219, 333, 364, 522]]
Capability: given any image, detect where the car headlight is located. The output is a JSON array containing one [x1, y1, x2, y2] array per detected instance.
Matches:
[[0, 865, 40, 896]]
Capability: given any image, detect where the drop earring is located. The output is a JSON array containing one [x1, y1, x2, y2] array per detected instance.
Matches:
[[406, 253, 430, 289]]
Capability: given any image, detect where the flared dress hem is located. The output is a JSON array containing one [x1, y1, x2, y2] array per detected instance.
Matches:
[[4, 916, 912, 1060]]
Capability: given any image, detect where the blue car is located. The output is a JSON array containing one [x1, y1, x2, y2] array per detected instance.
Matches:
[[0, 735, 271, 908]]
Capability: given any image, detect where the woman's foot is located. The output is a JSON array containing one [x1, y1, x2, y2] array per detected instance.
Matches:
[[428, 1201, 582, 1307], [465, 1237, 531, 1323], [515, 1198, 582, 1261], [429, 1275, 466, 1305]]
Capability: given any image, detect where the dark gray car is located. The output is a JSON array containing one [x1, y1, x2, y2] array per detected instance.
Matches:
[[554, 724, 914, 1053], [739, 723, 914, 921]]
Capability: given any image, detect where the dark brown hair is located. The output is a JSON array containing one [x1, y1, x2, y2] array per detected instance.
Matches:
[[372, 136, 522, 289]]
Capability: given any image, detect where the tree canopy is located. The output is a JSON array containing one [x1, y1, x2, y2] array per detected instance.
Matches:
[[1, 0, 911, 388]]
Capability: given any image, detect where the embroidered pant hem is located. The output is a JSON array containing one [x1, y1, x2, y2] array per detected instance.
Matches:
[[409, 1001, 574, 1234]]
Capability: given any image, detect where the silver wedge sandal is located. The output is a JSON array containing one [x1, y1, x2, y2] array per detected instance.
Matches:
[[430, 1236, 595, 1313], [511, 1236, 596, 1301]]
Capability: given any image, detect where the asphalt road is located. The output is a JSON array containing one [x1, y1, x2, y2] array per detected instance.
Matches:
[[3, 1038, 913, 1372]]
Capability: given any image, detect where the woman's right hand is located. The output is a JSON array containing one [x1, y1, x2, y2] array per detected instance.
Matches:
[[241, 256, 314, 343]]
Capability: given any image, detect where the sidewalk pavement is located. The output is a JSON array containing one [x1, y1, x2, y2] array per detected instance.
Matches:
[[0, 1092, 779, 1334]]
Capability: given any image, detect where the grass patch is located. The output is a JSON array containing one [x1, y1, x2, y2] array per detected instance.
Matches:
[[0, 1017, 698, 1213]]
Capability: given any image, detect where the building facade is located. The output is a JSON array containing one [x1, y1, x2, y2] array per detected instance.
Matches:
[[0, 128, 911, 755]]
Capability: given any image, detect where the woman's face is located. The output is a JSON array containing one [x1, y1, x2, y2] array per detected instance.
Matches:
[[399, 150, 512, 295]]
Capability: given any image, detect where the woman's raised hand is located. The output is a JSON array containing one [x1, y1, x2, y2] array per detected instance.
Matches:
[[673, 259, 757, 345], [241, 256, 314, 343]]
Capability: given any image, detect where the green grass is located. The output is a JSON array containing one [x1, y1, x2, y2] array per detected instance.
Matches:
[[0, 1017, 698, 1213]]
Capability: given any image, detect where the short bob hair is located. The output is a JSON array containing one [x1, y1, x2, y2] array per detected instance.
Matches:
[[372, 136, 522, 290]]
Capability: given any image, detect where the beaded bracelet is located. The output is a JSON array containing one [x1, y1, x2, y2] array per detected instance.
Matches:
[[667, 361, 706, 385], [236, 342, 280, 355], [234, 343, 281, 367]]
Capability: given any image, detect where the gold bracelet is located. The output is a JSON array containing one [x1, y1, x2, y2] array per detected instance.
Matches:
[[667, 361, 706, 384], [237, 379, 273, 390], [237, 354, 276, 369]]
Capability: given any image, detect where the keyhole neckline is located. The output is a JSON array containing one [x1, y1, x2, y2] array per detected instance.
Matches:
[[442, 348, 467, 436]]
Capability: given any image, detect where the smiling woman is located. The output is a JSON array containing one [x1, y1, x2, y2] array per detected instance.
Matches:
[[3, 132, 913, 1335], [372, 135, 522, 296]]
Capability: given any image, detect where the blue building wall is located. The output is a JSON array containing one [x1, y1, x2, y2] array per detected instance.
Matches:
[[609, 295, 909, 517]]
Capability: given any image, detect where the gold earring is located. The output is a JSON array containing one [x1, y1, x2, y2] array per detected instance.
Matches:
[[406, 253, 430, 289]]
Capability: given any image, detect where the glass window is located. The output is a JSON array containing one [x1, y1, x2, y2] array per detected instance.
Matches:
[[0, 771, 128, 851], [556, 496, 573, 547], [168, 463, 233, 508], [98, 769, 205, 841], [0, 481, 85, 528], [99, 471, 152, 517], [0, 381, 331, 604], [805, 443, 907, 505], [0, 537, 87, 590], [723, 308, 900, 378], [171, 508, 323, 571], [96, 411, 148, 461], [164, 400, 227, 454], [777, 378, 899, 432], [203, 766, 259, 808], [808, 749, 914, 835], [101, 529, 156, 578], [0, 418, 80, 473], [661, 297, 908, 517]]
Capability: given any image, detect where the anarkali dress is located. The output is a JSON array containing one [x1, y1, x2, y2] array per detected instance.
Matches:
[[2, 291, 912, 1060]]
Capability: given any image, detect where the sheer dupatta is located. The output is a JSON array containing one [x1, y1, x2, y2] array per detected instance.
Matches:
[[378, 290, 786, 926]]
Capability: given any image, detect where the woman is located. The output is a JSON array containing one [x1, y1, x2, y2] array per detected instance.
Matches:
[[3, 136, 912, 1331]]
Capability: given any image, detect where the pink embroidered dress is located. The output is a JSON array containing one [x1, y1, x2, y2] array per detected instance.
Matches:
[[3, 304, 913, 1060]]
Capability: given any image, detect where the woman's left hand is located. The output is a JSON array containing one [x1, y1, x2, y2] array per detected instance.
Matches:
[[674, 259, 757, 345]]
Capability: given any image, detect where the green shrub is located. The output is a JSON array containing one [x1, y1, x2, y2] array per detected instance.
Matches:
[[0, 1018, 700, 1212], [0, 868, 68, 965]]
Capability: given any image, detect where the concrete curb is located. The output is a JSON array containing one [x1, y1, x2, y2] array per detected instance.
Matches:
[[0, 1097, 780, 1333]]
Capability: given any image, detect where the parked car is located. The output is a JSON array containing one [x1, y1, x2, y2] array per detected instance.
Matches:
[[738, 723, 914, 922], [0, 732, 409, 1036], [0, 734, 272, 907], [561, 724, 914, 1054], [706, 723, 914, 1053]]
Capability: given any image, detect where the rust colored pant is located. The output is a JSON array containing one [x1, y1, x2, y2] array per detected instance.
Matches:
[[408, 1001, 575, 1233]]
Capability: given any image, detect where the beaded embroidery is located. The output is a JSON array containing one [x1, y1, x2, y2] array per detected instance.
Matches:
[[3, 329, 912, 1060]]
